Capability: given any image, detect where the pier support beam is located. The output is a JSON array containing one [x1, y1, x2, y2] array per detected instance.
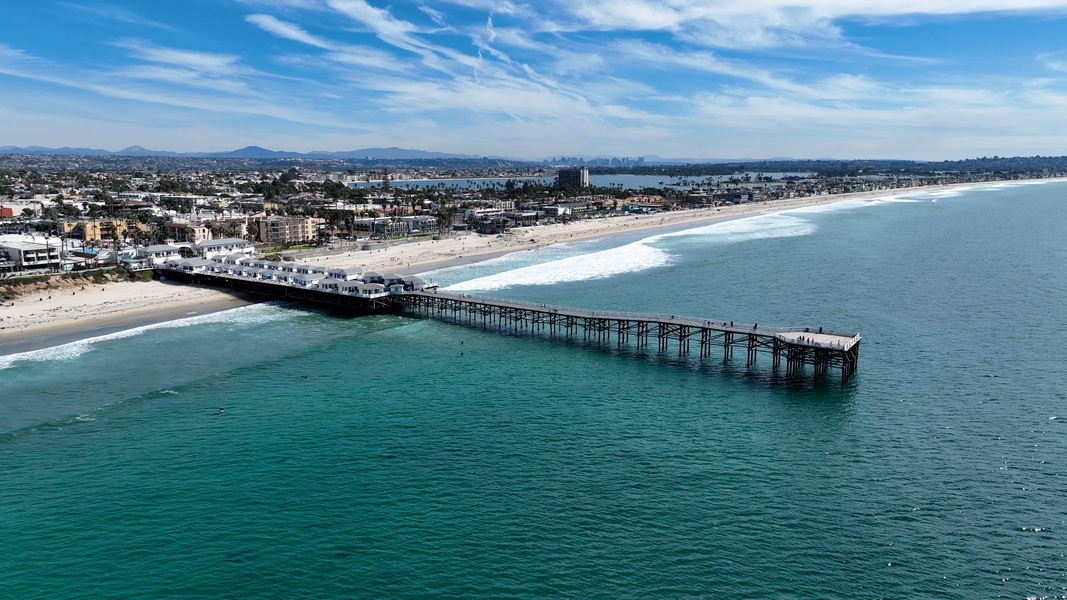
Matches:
[[384, 292, 860, 385]]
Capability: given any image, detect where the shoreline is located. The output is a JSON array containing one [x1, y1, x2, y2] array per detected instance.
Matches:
[[1, 177, 1062, 355], [0, 282, 256, 355]]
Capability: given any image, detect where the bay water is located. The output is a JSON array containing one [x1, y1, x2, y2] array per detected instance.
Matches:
[[2, 182, 1066, 598]]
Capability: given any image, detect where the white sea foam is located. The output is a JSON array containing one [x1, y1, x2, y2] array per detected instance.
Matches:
[[446, 213, 816, 291], [445, 239, 671, 291], [0, 303, 291, 370], [864, 195, 924, 206], [657, 213, 816, 243], [781, 198, 871, 214]]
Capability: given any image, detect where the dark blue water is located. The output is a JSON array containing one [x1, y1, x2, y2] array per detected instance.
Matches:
[[2, 182, 1065, 598]]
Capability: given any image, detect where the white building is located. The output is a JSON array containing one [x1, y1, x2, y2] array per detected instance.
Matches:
[[122, 244, 184, 270], [0, 236, 62, 273], [196, 238, 254, 260]]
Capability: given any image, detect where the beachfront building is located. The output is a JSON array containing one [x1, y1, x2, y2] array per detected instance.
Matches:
[[163, 258, 216, 274], [256, 215, 316, 246], [158, 256, 433, 303], [0, 236, 63, 273], [121, 244, 186, 270], [407, 215, 439, 234], [348, 215, 438, 239], [403, 276, 429, 292], [210, 253, 255, 272], [340, 282, 388, 297], [196, 238, 254, 260], [503, 211, 541, 227], [288, 273, 322, 287], [462, 207, 504, 221], [327, 267, 363, 281], [474, 216, 514, 234], [295, 265, 330, 278]]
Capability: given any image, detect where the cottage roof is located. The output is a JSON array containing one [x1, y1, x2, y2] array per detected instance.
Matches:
[[197, 237, 251, 249], [0, 240, 49, 251], [139, 244, 180, 253]]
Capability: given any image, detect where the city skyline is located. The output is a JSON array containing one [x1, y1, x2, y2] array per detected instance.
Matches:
[[2, 1, 1067, 160]]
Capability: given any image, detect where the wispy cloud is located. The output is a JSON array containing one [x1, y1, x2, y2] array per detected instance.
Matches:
[[1039, 51, 1067, 72], [418, 5, 450, 28], [59, 3, 175, 30], [246, 14, 337, 49], [5, 1, 1067, 157], [0, 43, 338, 127], [536, 1, 1067, 51], [112, 39, 245, 75], [436, 0, 535, 17]]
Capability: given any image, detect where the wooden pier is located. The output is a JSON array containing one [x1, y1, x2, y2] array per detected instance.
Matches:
[[156, 264, 861, 383], [395, 291, 861, 383]]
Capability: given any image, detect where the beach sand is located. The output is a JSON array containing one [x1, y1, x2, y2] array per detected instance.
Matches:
[[0, 179, 1050, 353], [0, 280, 255, 353]]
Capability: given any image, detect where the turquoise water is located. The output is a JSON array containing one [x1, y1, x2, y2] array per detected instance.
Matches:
[[2, 182, 1066, 598]]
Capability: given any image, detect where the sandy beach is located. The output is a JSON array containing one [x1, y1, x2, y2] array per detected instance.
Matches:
[[0, 179, 1051, 353]]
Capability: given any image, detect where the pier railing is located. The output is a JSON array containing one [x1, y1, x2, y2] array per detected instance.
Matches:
[[395, 291, 861, 383]]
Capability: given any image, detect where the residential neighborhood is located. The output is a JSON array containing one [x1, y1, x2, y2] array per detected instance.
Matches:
[[3, 156, 1063, 278]]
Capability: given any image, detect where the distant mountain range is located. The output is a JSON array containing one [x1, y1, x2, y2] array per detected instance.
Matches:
[[0, 145, 483, 160], [0, 146, 801, 164], [537, 154, 802, 164]]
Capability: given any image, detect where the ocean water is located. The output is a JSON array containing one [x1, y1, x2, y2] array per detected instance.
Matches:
[[2, 182, 1066, 598]]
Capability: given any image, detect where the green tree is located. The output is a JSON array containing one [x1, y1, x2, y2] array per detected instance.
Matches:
[[435, 206, 457, 235]]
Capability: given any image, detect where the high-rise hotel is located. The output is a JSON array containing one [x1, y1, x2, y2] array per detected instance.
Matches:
[[557, 167, 589, 189]]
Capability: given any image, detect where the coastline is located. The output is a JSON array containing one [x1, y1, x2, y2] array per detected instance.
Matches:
[[1, 177, 1060, 354], [0, 282, 256, 355]]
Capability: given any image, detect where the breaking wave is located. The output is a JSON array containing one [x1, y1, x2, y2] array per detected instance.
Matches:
[[0, 303, 291, 370], [447, 212, 816, 292]]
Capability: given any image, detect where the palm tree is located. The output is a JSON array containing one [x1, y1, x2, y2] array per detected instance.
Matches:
[[435, 206, 458, 236]]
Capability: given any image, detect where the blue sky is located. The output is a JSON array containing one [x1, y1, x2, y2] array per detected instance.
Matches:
[[2, 1, 1067, 160]]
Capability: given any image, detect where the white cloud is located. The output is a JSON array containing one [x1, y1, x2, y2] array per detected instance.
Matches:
[[59, 3, 174, 30], [435, 0, 535, 17], [418, 5, 450, 27], [0, 43, 340, 128], [113, 40, 244, 74], [541, 1, 1067, 50], [246, 14, 337, 49], [1039, 52, 1067, 73]]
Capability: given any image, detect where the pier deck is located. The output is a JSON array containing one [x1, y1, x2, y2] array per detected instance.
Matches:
[[395, 291, 860, 383]]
